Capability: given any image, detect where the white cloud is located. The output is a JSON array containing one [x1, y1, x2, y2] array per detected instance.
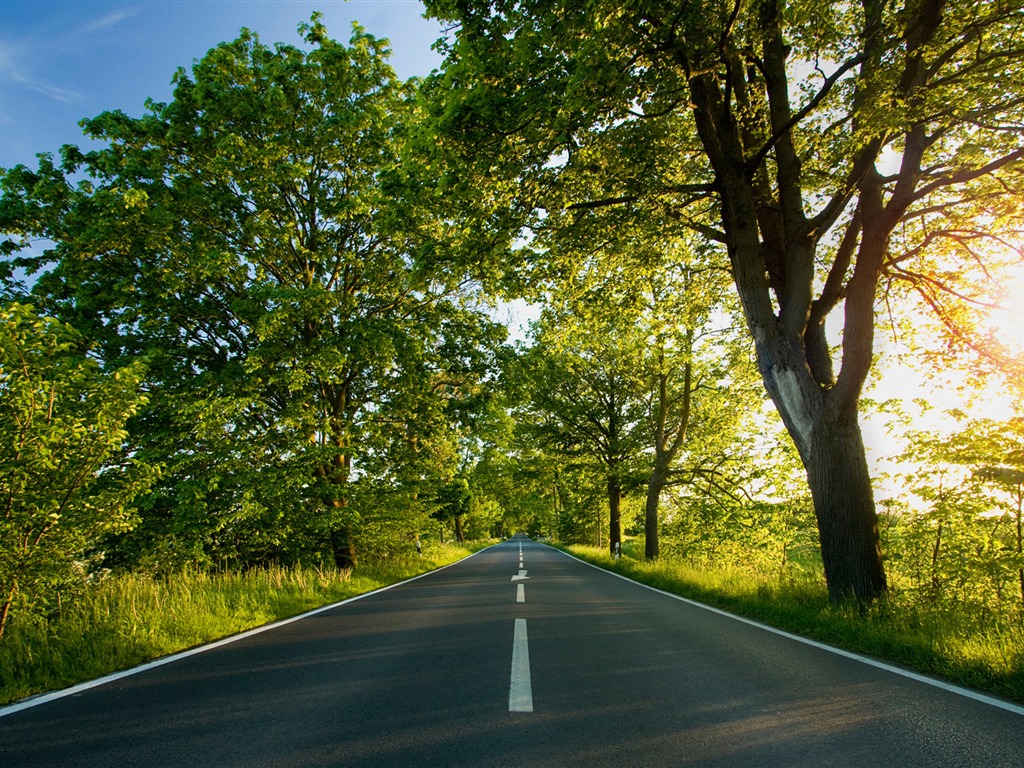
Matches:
[[0, 41, 81, 102], [73, 7, 140, 37], [0, 6, 139, 105]]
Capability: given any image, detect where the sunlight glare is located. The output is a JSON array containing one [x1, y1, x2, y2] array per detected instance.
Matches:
[[984, 268, 1024, 359]]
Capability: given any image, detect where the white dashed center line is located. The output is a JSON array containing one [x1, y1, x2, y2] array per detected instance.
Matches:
[[509, 618, 533, 712]]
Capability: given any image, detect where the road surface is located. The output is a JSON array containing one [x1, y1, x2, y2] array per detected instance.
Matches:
[[2, 536, 1023, 767]]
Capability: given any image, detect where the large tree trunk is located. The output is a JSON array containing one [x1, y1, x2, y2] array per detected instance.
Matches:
[[644, 466, 668, 560], [755, 333, 887, 603], [682, 2, 893, 604], [804, 405, 887, 603]]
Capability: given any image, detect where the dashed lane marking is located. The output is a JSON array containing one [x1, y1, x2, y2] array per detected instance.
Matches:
[[509, 618, 533, 712]]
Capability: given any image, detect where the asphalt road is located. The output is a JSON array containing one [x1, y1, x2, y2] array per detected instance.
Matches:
[[2, 536, 1023, 767]]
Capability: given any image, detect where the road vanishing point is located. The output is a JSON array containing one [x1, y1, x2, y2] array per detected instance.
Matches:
[[2, 535, 1023, 767]]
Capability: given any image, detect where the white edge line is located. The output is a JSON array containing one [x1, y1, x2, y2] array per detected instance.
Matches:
[[0, 547, 492, 719], [550, 545, 1024, 718]]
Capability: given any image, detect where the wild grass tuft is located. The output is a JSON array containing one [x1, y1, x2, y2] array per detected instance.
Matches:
[[0, 543, 474, 706], [566, 545, 1024, 705]]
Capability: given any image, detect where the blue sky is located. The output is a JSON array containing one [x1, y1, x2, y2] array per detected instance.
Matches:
[[0, 1, 445, 170]]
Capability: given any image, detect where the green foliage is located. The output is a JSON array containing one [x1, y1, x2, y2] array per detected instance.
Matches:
[[468, 444, 603, 541], [518, 315, 648, 474], [3, 2, 1022, 646], [1, 18, 506, 571], [432, 476, 473, 542], [882, 413, 1024, 621], [0, 303, 156, 636], [423, 0, 1024, 601], [503, 233, 770, 557], [661, 495, 818, 571]]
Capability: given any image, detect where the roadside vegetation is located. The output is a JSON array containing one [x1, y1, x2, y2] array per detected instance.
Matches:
[[0, 544, 476, 706], [2, 4, 1024, 714], [566, 542, 1024, 706]]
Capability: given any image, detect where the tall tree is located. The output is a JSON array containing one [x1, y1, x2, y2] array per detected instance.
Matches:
[[423, 0, 1024, 601], [518, 309, 648, 555], [1, 17, 502, 569], [527, 243, 757, 559], [628, 252, 757, 560], [432, 476, 473, 543]]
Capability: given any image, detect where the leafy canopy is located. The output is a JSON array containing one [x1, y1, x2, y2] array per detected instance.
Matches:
[[0, 303, 155, 635]]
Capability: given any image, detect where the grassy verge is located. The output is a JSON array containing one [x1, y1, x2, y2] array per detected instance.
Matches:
[[0, 543, 479, 706], [564, 544, 1024, 706]]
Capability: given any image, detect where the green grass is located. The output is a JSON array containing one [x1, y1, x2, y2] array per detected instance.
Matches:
[[0, 543, 477, 706], [565, 544, 1024, 705]]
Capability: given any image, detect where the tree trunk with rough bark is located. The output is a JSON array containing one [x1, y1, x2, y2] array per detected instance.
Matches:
[[644, 467, 668, 560], [753, 327, 888, 603], [322, 420, 357, 571], [804, 405, 887, 602]]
